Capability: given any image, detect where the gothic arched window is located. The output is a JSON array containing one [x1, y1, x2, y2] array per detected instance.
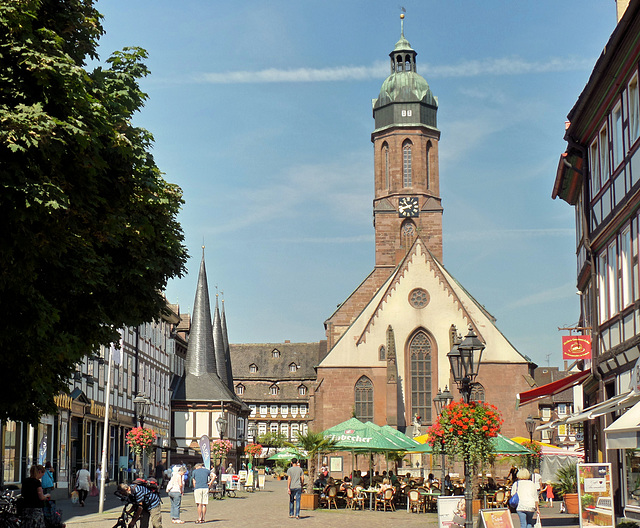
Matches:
[[354, 376, 374, 422], [401, 219, 416, 250], [379, 346, 386, 361], [403, 140, 412, 187], [471, 383, 485, 403], [426, 140, 432, 189], [409, 331, 432, 424], [383, 143, 390, 190]]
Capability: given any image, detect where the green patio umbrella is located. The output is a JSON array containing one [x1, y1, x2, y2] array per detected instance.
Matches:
[[491, 434, 533, 455], [266, 449, 300, 461], [323, 418, 404, 451]]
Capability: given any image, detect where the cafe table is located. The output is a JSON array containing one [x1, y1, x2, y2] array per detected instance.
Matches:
[[360, 488, 379, 510]]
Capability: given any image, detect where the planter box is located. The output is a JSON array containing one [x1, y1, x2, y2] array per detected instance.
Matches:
[[564, 493, 579, 515], [301, 493, 319, 510]]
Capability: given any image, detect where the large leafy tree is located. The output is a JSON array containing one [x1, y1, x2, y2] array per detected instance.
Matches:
[[0, 0, 188, 424]]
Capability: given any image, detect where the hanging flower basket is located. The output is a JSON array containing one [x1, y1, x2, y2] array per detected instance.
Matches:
[[126, 427, 157, 456], [244, 442, 262, 458], [211, 439, 233, 463], [427, 400, 503, 466]]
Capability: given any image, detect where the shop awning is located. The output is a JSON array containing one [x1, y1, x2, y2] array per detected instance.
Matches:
[[565, 391, 640, 424], [604, 400, 640, 449], [517, 370, 590, 407]]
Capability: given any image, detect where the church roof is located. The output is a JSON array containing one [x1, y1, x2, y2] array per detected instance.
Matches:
[[173, 250, 244, 405]]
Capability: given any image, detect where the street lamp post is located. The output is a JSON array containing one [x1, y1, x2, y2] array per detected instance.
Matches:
[[132, 394, 151, 477], [216, 413, 228, 440], [447, 325, 485, 528], [525, 415, 536, 470], [433, 386, 454, 486]]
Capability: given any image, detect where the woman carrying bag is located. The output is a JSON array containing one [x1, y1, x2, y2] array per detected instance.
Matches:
[[510, 468, 540, 528]]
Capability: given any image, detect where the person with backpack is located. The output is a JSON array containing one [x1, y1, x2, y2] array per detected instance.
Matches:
[[117, 479, 162, 528]]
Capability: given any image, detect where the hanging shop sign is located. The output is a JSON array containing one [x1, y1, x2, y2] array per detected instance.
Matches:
[[562, 335, 591, 360]]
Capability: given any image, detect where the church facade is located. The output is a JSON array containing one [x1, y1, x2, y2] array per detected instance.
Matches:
[[314, 18, 536, 439]]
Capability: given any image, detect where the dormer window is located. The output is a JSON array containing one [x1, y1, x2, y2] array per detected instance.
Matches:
[[298, 384, 307, 396], [289, 362, 297, 372], [269, 384, 279, 395], [249, 363, 258, 373], [235, 384, 245, 395], [272, 349, 280, 358]]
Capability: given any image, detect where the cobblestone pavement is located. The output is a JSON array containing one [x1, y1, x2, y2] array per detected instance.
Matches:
[[54, 479, 578, 528]]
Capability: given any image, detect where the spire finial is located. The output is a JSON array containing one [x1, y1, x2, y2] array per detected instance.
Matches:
[[400, 8, 406, 37]]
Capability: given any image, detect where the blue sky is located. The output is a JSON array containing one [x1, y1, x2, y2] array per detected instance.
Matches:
[[94, 1, 616, 368]]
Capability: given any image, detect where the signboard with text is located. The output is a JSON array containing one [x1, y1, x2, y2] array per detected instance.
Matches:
[[562, 336, 592, 360]]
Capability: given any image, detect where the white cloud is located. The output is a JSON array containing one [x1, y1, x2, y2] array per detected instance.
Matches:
[[503, 281, 577, 310], [186, 56, 594, 85]]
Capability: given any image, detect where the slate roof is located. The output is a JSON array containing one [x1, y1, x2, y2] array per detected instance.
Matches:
[[230, 341, 327, 381], [234, 380, 311, 402], [534, 367, 574, 404]]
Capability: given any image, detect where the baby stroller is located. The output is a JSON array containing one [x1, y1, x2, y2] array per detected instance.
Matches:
[[112, 489, 137, 528], [43, 499, 65, 528]]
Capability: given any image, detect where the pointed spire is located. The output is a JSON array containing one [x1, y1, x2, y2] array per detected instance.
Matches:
[[212, 293, 230, 388], [220, 298, 234, 391], [185, 249, 217, 376]]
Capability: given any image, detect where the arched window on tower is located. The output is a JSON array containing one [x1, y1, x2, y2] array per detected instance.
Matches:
[[396, 55, 403, 72], [354, 376, 373, 422], [382, 143, 390, 190], [403, 140, 412, 187], [401, 219, 416, 250], [379, 345, 386, 361], [405, 55, 411, 72], [426, 140, 432, 190], [409, 331, 432, 424], [470, 383, 485, 403]]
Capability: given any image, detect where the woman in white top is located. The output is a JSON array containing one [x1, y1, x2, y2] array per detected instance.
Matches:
[[166, 466, 186, 524], [511, 468, 539, 528], [75, 465, 92, 506]]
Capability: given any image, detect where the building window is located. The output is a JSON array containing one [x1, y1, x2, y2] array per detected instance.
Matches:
[[272, 349, 280, 358], [259, 405, 267, 416], [298, 384, 307, 395], [354, 376, 374, 422], [300, 404, 308, 415], [291, 405, 298, 416], [289, 362, 297, 372], [426, 141, 431, 189], [600, 124, 610, 185], [621, 227, 632, 308], [409, 288, 430, 309], [613, 102, 624, 168], [590, 139, 600, 198], [270, 423, 278, 434], [557, 404, 567, 416], [542, 407, 551, 420], [270, 404, 278, 415], [401, 219, 416, 250], [403, 140, 412, 187], [409, 330, 432, 425], [383, 143, 390, 190], [630, 74, 640, 146], [281, 404, 288, 416], [249, 405, 256, 417], [249, 363, 258, 373], [379, 346, 386, 361], [235, 384, 245, 395], [470, 383, 485, 403], [269, 384, 279, 395], [258, 422, 267, 436]]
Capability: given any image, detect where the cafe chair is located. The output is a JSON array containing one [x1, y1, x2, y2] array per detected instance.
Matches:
[[376, 488, 396, 512], [490, 489, 506, 508], [408, 489, 425, 513]]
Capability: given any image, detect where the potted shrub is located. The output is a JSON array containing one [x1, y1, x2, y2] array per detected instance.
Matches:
[[554, 462, 579, 514]]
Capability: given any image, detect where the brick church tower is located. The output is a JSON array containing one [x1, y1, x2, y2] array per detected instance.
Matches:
[[371, 13, 443, 267]]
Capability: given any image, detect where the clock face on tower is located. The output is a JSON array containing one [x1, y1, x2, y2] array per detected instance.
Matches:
[[398, 196, 419, 218]]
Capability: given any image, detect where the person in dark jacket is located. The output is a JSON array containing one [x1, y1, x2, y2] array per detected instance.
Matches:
[[22, 464, 51, 528]]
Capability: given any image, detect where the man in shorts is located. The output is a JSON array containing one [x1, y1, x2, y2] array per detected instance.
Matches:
[[192, 463, 214, 524]]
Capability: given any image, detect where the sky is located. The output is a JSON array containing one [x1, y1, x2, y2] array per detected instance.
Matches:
[[93, 1, 617, 368]]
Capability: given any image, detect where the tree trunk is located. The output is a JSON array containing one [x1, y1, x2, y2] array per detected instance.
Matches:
[[307, 457, 317, 494]]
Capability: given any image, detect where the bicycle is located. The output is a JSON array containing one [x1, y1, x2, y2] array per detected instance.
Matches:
[[112, 490, 137, 528], [0, 489, 22, 528]]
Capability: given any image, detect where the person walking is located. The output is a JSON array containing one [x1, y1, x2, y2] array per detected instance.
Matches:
[[511, 468, 539, 528], [117, 481, 162, 528], [166, 466, 186, 524], [287, 458, 305, 519], [75, 465, 92, 506], [41, 462, 55, 495], [192, 463, 214, 524]]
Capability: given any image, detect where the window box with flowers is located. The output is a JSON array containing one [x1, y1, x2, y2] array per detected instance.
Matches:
[[211, 439, 233, 466]]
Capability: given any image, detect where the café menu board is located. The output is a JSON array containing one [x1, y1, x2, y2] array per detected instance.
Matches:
[[479, 509, 515, 528], [578, 463, 614, 528]]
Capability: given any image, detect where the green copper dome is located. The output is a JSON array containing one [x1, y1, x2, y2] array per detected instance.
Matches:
[[372, 20, 438, 132]]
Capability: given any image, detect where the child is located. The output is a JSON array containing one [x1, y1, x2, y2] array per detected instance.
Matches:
[[541, 481, 554, 507]]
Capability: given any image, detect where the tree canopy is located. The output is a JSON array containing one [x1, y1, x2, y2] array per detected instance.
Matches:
[[0, 0, 188, 424]]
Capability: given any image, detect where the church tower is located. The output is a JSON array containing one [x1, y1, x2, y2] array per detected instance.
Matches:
[[372, 14, 443, 266]]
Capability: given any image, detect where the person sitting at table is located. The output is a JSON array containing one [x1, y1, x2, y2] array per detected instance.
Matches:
[[314, 472, 327, 489], [361, 471, 370, 488], [388, 470, 398, 487], [486, 477, 498, 490], [339, 476, 351, 493], [376, 478, 392, 498], [352, 472, 363, 487], [402, 472, 412, 485], [428, 473, 436, 486], [372, 471, 383, 485]]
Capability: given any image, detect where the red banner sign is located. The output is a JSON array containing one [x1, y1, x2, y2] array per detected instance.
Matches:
[[562, 335, 591, 360]]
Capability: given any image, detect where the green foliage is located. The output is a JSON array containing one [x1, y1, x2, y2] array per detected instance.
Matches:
[[258, 432, 287, 448], [553, 462, 578, 497], [287, 430, 338, 494], [616, 521, 639, 528], [518, 440, 542, 470], [0, 0, 187, 424]]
